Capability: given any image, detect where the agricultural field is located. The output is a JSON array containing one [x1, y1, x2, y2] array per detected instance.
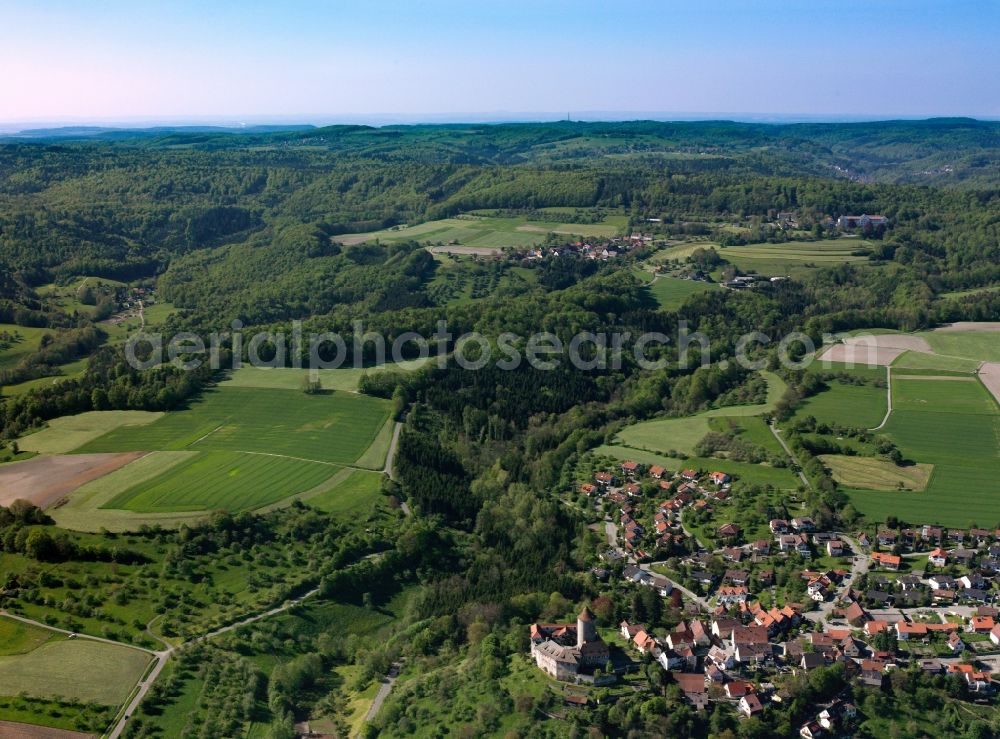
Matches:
[[18, 410, 163, 455], [645, 276, 720, 309], [337, 209, 628, 249], [0, 622, 151, 705], [219, 358, 430, 393], [844, 376, 1000, 527], [75, 386, 390, 467], [103, 451, 340, 513], [890, 350, 980, 373], [720, 239, 873, 277], [0, 323, 51, 370], [819, 454, 932, 491], [788, 376, 888, 428], [917, 329, 1000, 362]]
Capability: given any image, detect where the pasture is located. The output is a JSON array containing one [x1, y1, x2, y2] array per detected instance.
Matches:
[[0, 323, 50, 370], [76, 386, 391, 467], [338, 210, 627, 249], [645, 276, 719, 309], [918, 329, 1000, 362], [890, 350, 980, 373], [103, 451, 341, 513], [844, 377, 1000, 527], [0, 616, 56, 656], [0, 631, 150, 705]]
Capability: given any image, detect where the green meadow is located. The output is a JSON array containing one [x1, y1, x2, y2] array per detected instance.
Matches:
[[645, 276, 720, 309], [76, 386, 390, 466], [789, 377, 888, 428], [844, 377, 1000, 527], [918, 330, 1000, 362], [721, 240, 872, 276]]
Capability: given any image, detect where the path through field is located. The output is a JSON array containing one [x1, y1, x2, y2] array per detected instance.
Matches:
[[978, 363, 1000, 407], [870, 366, 893, 430]]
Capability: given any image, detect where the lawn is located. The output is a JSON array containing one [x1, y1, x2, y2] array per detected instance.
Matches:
[[0, 636, 151, 705], [844, 377, 1000, 527], [75, 386, 391, 467], [645, 276, 719, 309], [819, 454, 932, 491], [0, 616, 56, 655], [102, 451, 342, 513], [18, 410, 163, 454]]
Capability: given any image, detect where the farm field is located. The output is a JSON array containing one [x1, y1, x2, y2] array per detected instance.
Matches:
[[219, 358, 430, 393], [0, 629, 151, 705], [18, 410, 163, 454], [844, 377, 1000, 527], [337, 210, 627, 248], [721, 239, 872, 276], [75, 386, 390, 467], [0, 616, 56, 655], [917, 329, 1000, 362], [788, 378, 887, 428], [708, 415, 785, 456], [0, 452, 143, 509], [102, 450, 340, 513], [645, 276, 719, 309], [890, 350, 980, 373], [819, 454, 932, 491], [0, 323, 51, 369]]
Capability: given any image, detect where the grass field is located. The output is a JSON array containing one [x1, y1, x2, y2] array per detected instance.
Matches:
[[76, 386, 390, 467], [339, 210, 628, 248], [891, 350, 981, 373], [615, 371, 787, 456], [709, 415, 785, 456], [820, 454, 932, 491], [219, 358, 429, 393], [918, 330, 1000, 362], [0, 634, 151, 705], [103, 451, 341, 512], [19, 410, 163, 454], [645, 276, 719, 309], [721, 239, 872, 276], [789, 378, 887, 428], [845, 377, 1000, 527], [0, 323, 50, 370], [0, 616, 56, 656]]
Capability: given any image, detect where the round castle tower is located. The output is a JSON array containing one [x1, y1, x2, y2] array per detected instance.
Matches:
[[576, 606, 597, 648]]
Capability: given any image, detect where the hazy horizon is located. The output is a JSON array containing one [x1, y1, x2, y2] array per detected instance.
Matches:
[[2, 0, 998, 123]]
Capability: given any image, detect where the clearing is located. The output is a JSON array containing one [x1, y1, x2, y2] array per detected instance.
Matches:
[[645, 276, 719, 309], [218, 359, 429, 393]]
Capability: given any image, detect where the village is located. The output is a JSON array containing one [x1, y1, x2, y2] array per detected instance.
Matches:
[[528, 459, 999, 735]]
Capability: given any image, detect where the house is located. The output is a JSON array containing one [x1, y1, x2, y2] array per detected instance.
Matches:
[[895, 621, 928, 641], [921, 525, 943, 542], [680, 469, 699, 481], [818, 701, 857, 730], [928, 575, 957, 590], [579, 483, 597, 496], [864, 620, 890, 637], [800, 720, 825, 739], [826, 539, 844, 557], [649, 465, 666, 479], [731, 625, 769, 648], [800, 653, 826, 672], [971, 616, 995, 633], [623, 483, 642, 497], [709, 471, 730, 486], [725, 680, 752, 699], [952, 548, 976, 566], [876, 530, 897, 547], [673, 673, 707, 702], [791, 517, 816, 532], [959, 574, 987, 591], [620, 460, 641, 477], [837, 214, 888, 229], [718, 523, 741, 539], [708, 645, 736, 669], [735, 642, 772, 666], [948, 632, 965, 653], [990, 624, 1000, 646], [633, 629, 659, 654], [739, 693, 765, 718], [724, 569, 751, 586], [928, 548, 948, 567], [859, 660, 885, 688], [842, 601, 868, 626], [770, 519, 789, 535], [718, 586, 750, 605], [870, 552, 901, 571], [753, 539, 771, 556], [898, 575, 923, 591], [594, 471, 614, 487]]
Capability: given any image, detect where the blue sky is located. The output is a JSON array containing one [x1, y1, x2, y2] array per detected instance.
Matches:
[[1, 0, 998, 124]]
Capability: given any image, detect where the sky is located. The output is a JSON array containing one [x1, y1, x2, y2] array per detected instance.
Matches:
[[1, 0, 998, 126]]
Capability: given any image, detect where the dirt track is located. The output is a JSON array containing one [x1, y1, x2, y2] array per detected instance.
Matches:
[[0, 721, 93, 739], [979, 363, 1000, 407], [0, 453, 143, 509]]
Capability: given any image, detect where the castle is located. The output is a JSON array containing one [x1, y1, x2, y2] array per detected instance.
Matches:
[[529, 606, 611, 682]]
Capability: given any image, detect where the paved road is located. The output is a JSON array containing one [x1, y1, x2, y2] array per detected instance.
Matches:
[[639, 561, 711, 610], [768, 421, 812, 489], [803, 533, 867, 623], [364, 660, 403, 725], [870, 366, 893, 431]]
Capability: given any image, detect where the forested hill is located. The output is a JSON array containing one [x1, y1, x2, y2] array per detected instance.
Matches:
[[4, 118, 1000, 186]]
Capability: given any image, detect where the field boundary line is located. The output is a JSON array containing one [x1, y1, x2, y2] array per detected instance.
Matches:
[[189, 424, 224, 445]]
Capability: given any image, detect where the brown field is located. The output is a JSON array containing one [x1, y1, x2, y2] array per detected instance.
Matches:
[[0, 453, 143, 508], [819, 334, 932, 366], [933, 322, 1000, 332], [979, 363, 1000, 407], [0, 722, 93, 739]]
